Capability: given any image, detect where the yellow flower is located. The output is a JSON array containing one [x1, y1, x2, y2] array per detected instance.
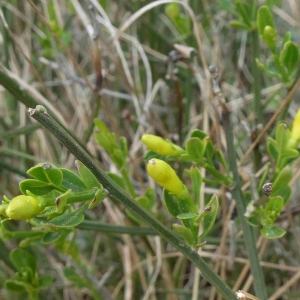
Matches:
[[146, 159, 184, 195], [291, 109, 300, 141], [142, 134, 184, 157], [288, 109, 300, 148], [5, 195, 43, 220]]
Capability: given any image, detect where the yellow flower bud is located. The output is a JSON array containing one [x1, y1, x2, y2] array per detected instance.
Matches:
[[5, 195, 43, 220], [288, 109, 300, 148], [146, 159, 184, 195], [291, 109, 300, 141], [142, 134, 184, 157]]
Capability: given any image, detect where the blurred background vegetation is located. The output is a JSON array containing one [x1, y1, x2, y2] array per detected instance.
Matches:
[[0, 0, 300, 299]]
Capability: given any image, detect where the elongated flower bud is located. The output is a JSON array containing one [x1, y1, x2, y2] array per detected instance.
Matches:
[[5, 195, 44, 220], [142, 134, 184, 157], [288, 109, 300, 148], [146, 159, 184, 195]]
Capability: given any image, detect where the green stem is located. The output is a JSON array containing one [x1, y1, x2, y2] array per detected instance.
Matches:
[[82, 94, 102, 143], [0, 160, 29, 178], [0, 123, 41, 140], [251, 29, 263, 172], [77, 220, 157, 235], [222, 106, 268, 300], [204, 163, 232, 185], [251, 27, 262, 125], [29, 105, 236, 300]]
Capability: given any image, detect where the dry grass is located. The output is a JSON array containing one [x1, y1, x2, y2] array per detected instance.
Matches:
[[0, 0, 300, 299]]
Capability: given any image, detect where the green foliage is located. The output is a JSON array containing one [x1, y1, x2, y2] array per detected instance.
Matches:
[[1, 1, 300, 298], [256, 6, 299, 86], [4, 249, 53, 299], [165, 3, 192, 39], [229, 0, 256, 31], [245, 118, 300, 238]]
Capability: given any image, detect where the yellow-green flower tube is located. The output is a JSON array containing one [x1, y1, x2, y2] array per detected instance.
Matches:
[[146, 159, 184, 195], [288, 109, 300, 148], [142, 134, 184, 157], [147, 159, 197, 213], [5, 195, 44, 220]]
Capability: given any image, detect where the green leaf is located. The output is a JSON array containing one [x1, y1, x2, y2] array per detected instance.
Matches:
[[60, 168, 87, 192], [276, 122, 291, 153], [93, 119, 110, 134], [19, 179, 54, 196], [199, 195, 219, 240], [165, 3, 180, 19], [4, 280, 27, 292], [256, 58, 268, 73], [190, 129, 207, 140], [230, 20, 251, 30], [27, 163, 63, 186], [176, 213, 198, 220], [185, 138, 204, 160], [93, 119, 116, 153], [246, 214, 259, 227], [272, 185, 292, 204], [41, 204, 87, 231], [75, 160, 101, 189], [119, 136, 128, 158], [216, 0, 236, 14], [264, 196, 284, 223], [42, 232, 62, 244], [235, 1, 252, 27], [215, 149, 229, 172], [64, 267, 88, 288], [261, 225, 286, 239], [272, 166, 292, 195], [257, 5, 275, 36], [279, 41, 299, 74], [145, 187, 155, 210], [111, 148, 125, 168], [107, 172, 126, 191], [10, 248, 36, 273], [38, 275, 53, 290], [135, 190, 154, 211], [282, 32, 291, 48], [203, 138, 214, 160], [55, 189, 71, 213], [281, 148, 299, 160], [172, 224, 194, 245], [88, 189, 107, 209], [164, 189, 181, 218], [262, 26, 277, 52], [267, 137, 278, 160], [19, 236, 43, 248], [190, 166, 202, 207], [136, 196, 149, 208]]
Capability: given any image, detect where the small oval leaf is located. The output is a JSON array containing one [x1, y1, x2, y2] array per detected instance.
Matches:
[[60, 168, 86, 192], [176, 213, 198, 220], [19, 179, 54, 196], [261, 225, 286, 239]]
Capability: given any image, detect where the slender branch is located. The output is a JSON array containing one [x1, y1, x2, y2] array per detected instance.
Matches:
[[222, 105, 268, 300], [28, 105, 236, 300], [251, 29, 263, 172], [251, 30, 262, 125], [77, 221, 156, 235]]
